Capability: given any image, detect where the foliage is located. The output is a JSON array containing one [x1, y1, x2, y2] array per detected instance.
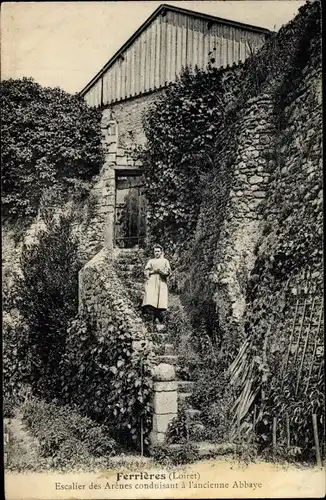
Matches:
[[139, 66, 225, 257], [1, 77, 104, 224], [61, 252, 154, 450], [189, 338, 235, 443], [152, 442, 199, 466], [3, 311, 30, 417], [166, 406, 189, 444], [16, 212, 80, 400], [20, 396, 116, 469]]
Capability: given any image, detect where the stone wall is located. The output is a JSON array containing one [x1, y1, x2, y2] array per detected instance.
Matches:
[[212, 93, 275, 329], [109, 90, 165, 148], [78, 247, 147, 339]]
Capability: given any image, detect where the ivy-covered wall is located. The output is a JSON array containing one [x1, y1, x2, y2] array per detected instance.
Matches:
[[236, 0, 323, 445], [178, 0, 322, 448], [183, 0, 322, 342], [62, 247, 154, 448]]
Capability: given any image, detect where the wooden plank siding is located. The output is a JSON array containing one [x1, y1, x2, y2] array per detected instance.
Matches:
[[83, 9, 269, 107]]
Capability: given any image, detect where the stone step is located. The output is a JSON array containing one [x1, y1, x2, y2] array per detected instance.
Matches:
[[115, 257, 140, 266], [156, 354, 179, 364], [167, 441, 237, 458], [177, 380, 195, 392], [115, 263, 137, 271], [178, 392, 192, 403]]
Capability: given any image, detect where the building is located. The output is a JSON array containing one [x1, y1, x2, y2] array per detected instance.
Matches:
[[80, 3, 271, 108], [80, 4, 271, 250]]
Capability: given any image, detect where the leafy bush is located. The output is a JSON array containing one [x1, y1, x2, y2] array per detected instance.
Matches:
[[152, 442, 199, 466], [61, 252, 153, 451], [17, 212, 81, 400], [166, 406, 189, 444], [1, 77, 104, 223], [21, 397, 116, 468], [3, 311, 30, 417]]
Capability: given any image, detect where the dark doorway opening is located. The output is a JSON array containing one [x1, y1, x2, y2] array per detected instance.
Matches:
[[114, 172, 147, 248]]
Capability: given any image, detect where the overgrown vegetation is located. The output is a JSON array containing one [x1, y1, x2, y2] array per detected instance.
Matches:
[[22, 397, 117, 464], [6, 397, 117, 472], [1, 77, 104, 225], [139, 66, 225, 257], [61, 254, 154, 451], [3, 1, 322, 468], [141, 0, 323, 462], [15, 212, 81, 400]]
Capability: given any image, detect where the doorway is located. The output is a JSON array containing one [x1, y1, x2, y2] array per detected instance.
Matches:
[[114, 172, 147, 248]]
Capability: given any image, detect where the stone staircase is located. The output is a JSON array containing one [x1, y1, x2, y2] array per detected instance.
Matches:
[[113, 248, 230, 456]]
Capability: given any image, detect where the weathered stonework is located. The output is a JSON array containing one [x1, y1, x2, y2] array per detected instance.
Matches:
[[75, 112, 142, 259], [212, 94, 276, 328], [150, 363, 178, 445], [78, 248, 147, 340]]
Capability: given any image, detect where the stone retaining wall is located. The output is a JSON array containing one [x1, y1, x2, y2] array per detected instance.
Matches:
[[212, 93, 276, 328], [78, 248, 146, 340]]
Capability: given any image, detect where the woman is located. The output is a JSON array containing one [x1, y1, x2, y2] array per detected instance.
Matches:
[[142, 244, 171, 322]]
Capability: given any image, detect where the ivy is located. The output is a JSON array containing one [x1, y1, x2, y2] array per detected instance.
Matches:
[[139, 66, 225, 256], [61, 253, 154, 450]]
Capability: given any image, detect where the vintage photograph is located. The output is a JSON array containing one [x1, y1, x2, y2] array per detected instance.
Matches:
[[2, 1, 324, 498]]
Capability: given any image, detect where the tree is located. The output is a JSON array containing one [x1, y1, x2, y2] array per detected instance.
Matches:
[[17, 212, 81, 400], [1, 78, 104, 223]]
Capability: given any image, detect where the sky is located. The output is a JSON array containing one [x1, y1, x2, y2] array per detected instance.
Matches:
[[1, 1, 306, 94]]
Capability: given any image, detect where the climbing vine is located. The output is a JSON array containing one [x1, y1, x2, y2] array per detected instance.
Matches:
[[139, 66, 225, 257]]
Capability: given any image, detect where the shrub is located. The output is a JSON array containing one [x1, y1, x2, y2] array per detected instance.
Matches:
[[152, 442, 199, 466], [1, 78, 104, 224], [21, 397, 116, 468], [17, 212, 81, 400]]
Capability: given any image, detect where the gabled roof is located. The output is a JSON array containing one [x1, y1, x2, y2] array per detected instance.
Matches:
[[80, 3, 271, 96]]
